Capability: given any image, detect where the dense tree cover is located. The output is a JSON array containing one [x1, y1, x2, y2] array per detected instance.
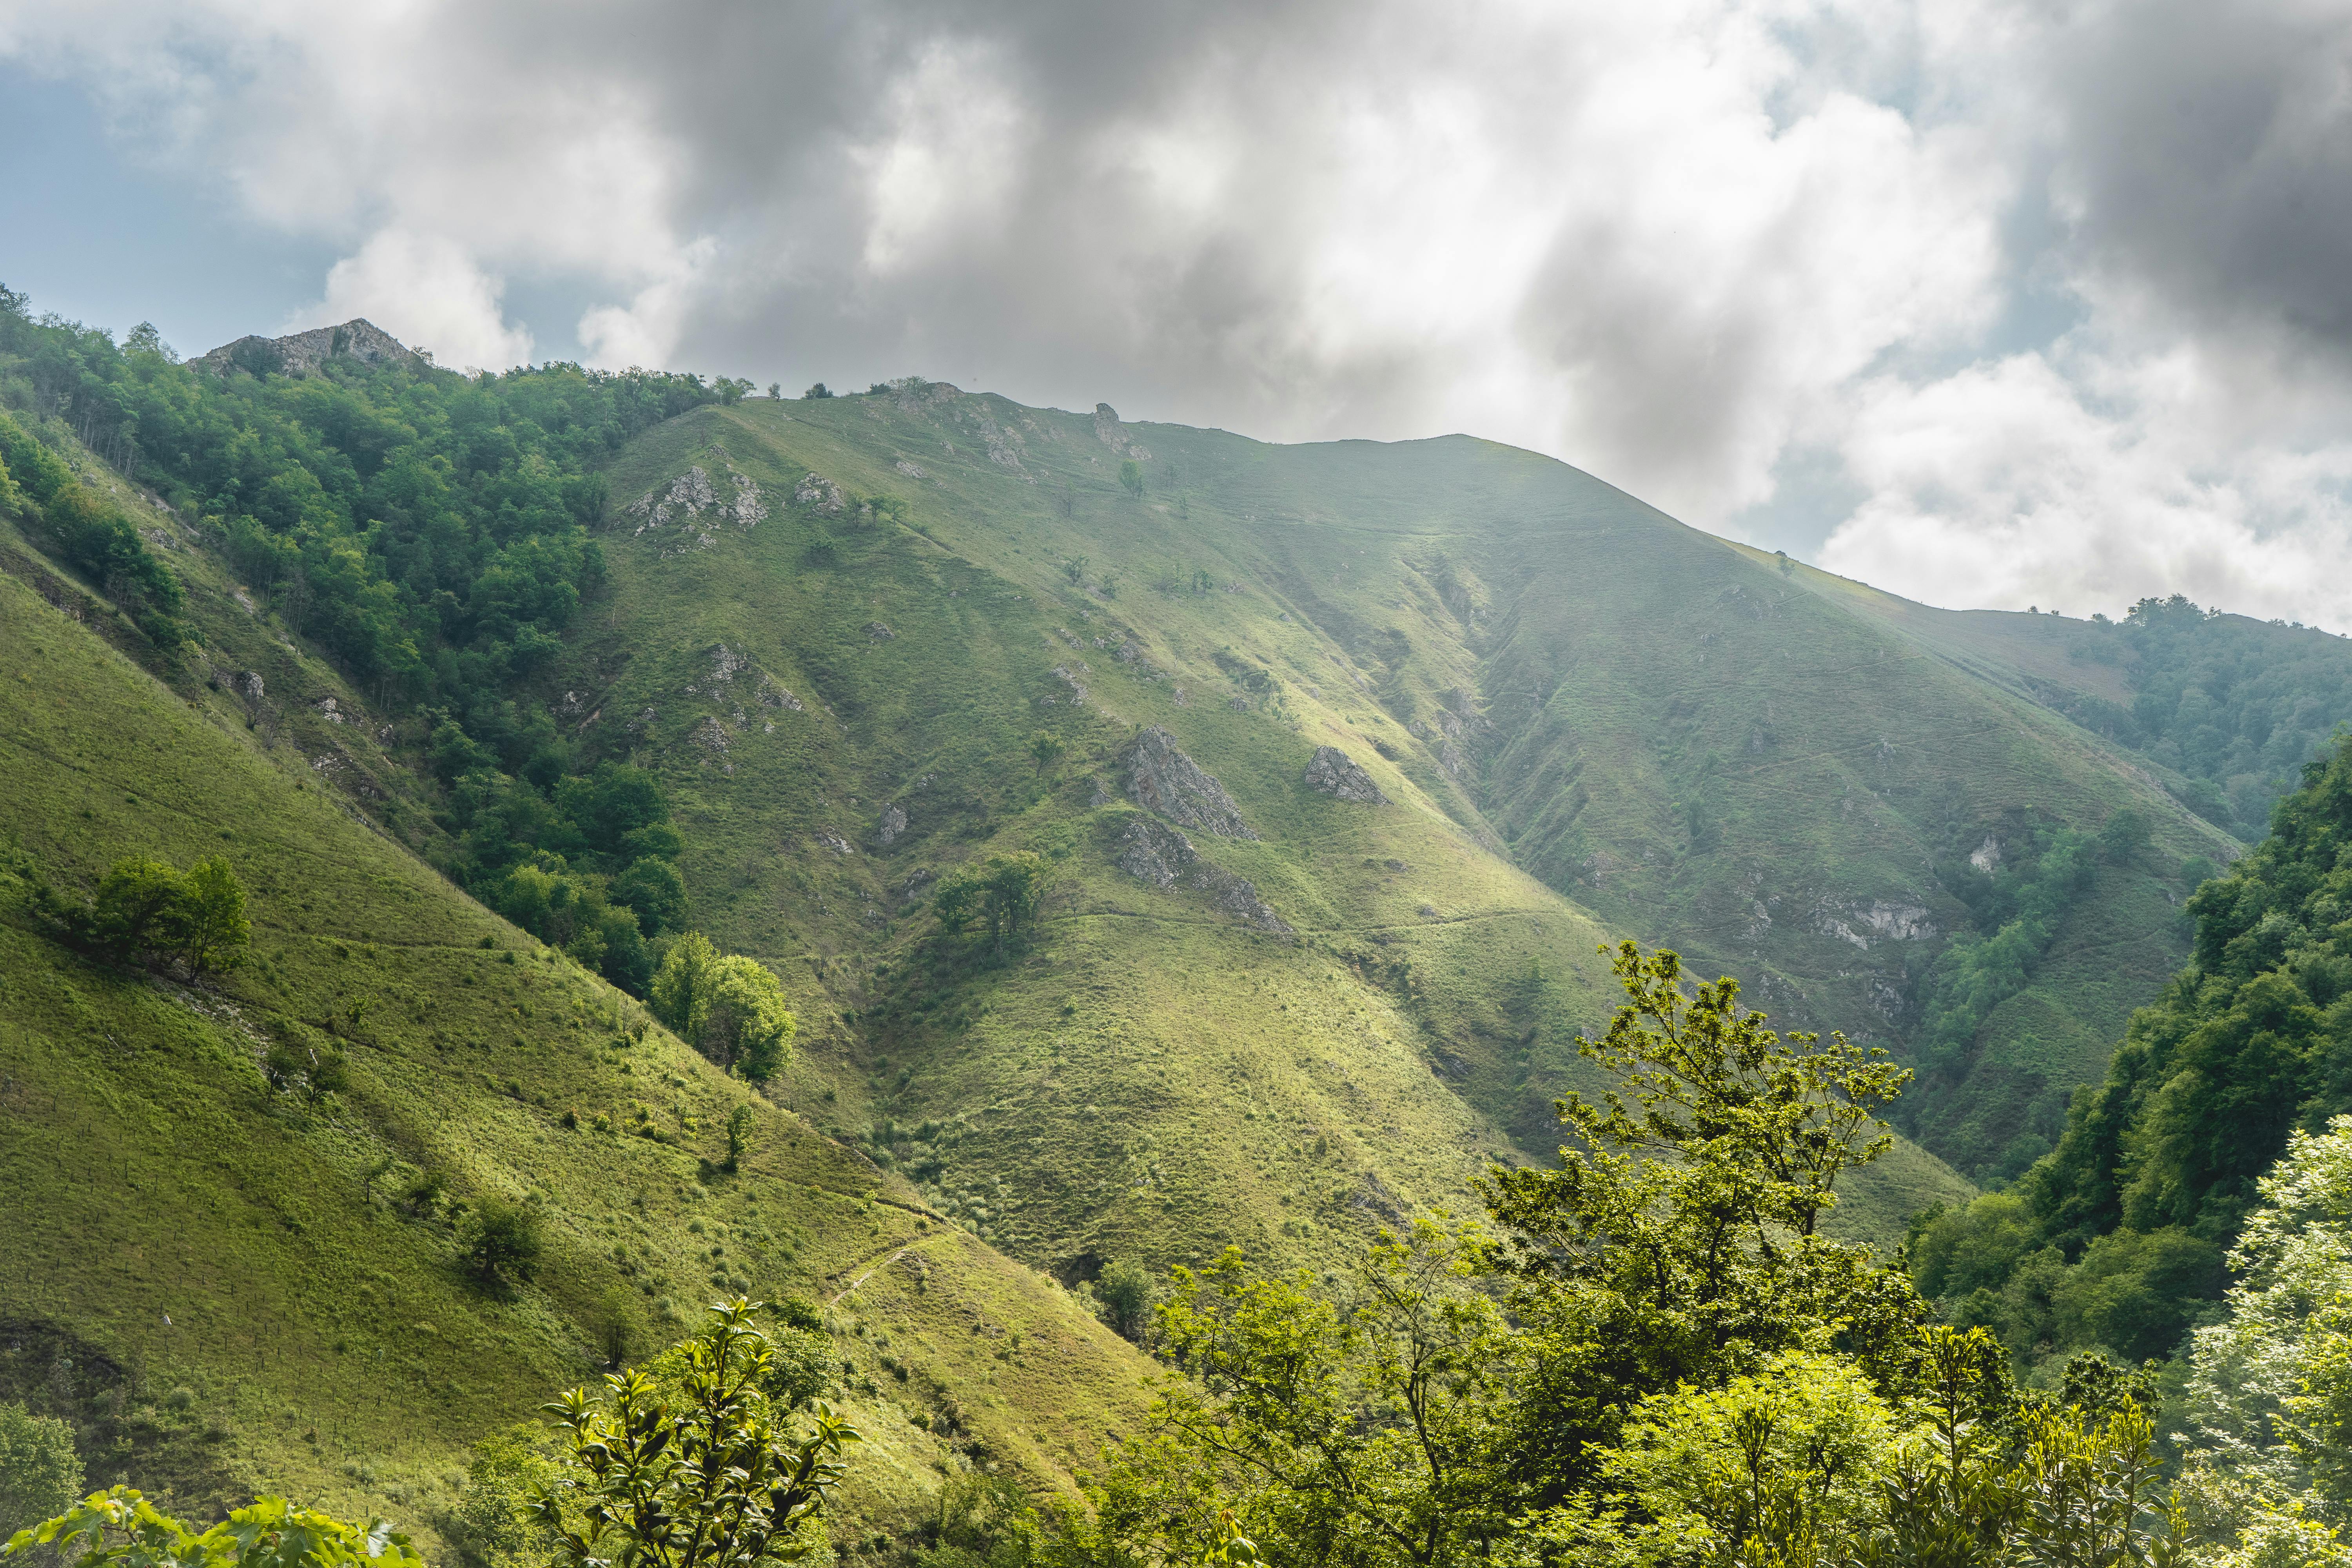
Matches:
[[0, 288, 722, 986], [0, 407, 185, 645], [1040, 944, 2334, 1568], [2058, 595, 2352, 838], [932, 853, 1049, 959], [1915, 731, 2352, 1370], [1900, 813, 2149, 1181]]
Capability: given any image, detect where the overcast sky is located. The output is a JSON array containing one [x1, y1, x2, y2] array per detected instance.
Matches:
[[5, 0, 2352, 627]]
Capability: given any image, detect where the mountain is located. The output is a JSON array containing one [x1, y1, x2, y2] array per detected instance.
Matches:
[[0, 479, 1154, 1548], [568, 390, 2234, 1198], [7, 307, 2351, 1546]]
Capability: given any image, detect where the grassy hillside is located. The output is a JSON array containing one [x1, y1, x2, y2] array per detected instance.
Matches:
[[533, 390, 2225, 1196], [12, 334, 2320, 1547], [0, 505, 1157, 1548]]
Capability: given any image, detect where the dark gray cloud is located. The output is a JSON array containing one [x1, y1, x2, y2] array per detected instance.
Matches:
[[2047, 0, 2352, 349], [14, 0, 2352, 624]]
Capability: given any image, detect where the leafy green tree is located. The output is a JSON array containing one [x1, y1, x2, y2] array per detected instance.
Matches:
[[466, 1200, 545, 1288], [1062, 555, 1088, 585], [1576, 1350, 1903, 1567], [612, 857, 688, 933], [1864, 1328, 2024, 1568], [915, 1474, 1038, 1568], [177, 856, 250, 974], [87, 857, 188, 961], [650, 936, 793, 1080], [698, 957, 795, 1082], [1, 1488, 421, 1568], [1072, 1221, 1518, 1566], [0, 1402, 80, 1539], [532, 1300, 858, 1568], [932, 853, 1049, 959], [1119, 459, 1143, 497], [1479, 942, 1920, 1500], [651, 931, 719, 1035], [724, 1105, 757, 1173], [1096, 1256, 1154, 1342]]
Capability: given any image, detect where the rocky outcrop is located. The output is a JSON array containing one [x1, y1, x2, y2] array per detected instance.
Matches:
[[1123, 727, 1256, 839], [1114, 818, 1291, 935], [1304, 746, 1387, 804], [199, 318, 417, 377]]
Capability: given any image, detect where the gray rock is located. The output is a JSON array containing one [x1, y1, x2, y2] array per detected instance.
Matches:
[[198, 318, 416, 377], [1113, 818, 1292, 936], [878, 804, 908, 846], [1122, 726, 1257, 839], [1304, 746, 1387, 804]]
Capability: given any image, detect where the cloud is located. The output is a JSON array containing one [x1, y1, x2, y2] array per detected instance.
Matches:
[[11, 0, 2352, 624], [292, 229, 533, 370]]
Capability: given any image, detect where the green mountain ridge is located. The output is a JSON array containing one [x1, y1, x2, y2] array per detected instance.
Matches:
[[13, 309, 2352, 1548]]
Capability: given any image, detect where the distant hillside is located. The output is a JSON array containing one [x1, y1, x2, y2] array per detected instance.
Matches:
[[559, 389, 2223, 1212]]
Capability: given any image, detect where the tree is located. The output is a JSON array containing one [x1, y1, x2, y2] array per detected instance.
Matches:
[[1478, 942, 1921, 1500], [0, 1402, 80, 1540], [1073, 1221, 1518, 1566], [652, 937, 793, 1080], [532, 1300, 859, 1568], [931, 853, 1049, 959], [612, 857, 688, 933], [724, 1105, 757, 1173], [1119, 459, 1143, 498], [466, 1200, 545, 1288], [1061, 555, 1088, 586], [1, 1488, 421, 1568], [651, 931, 719, 1034], [1096, 1257, 1154, 1342], [1027, 731, 1067, 779], [1580, 1350, 1902, 1567], [88, 857, 188, 961], [177, 856, 250, 974], [802, 383, 833, 400], [697, 957, 795, 1082]]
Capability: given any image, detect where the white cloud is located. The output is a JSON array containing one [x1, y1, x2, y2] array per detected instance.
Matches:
[[292, 229, 532, 370], [11, 0, 2352, 626]]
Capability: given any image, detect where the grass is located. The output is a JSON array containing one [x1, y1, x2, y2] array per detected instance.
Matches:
[[0, 532, 1156, 1549], [0, 368, 2257, 1542]]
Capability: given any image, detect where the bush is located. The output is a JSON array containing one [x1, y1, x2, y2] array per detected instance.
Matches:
[[0, 1400, 81, 1543], [465, 1200, 544, 1287]]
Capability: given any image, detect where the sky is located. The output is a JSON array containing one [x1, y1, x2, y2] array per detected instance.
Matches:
[[5, 0, 2352, 628]]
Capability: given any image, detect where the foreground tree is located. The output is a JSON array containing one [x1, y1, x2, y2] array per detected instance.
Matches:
[[2, 1490, 420, 1568], [1480, 942, 1920, 1499], [533, 1299, 858, 1568]]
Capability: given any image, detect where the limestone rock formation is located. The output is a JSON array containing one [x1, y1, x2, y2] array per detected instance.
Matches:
[[1122, 726, 1256, 839], [1113, 818, 1291, 935], [200, 319, 417, 377], [1304, 745, 1387, 804]]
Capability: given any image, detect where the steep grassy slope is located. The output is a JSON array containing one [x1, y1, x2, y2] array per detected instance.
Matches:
[[547, 389, 2234, 1204], [0, 514, 1156, 1546]]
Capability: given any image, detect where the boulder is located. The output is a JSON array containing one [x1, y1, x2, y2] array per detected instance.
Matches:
[[1122, 727, 1256, 839], [1304, 746, 1387, 804], [1112, 818, 1292, 935]]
